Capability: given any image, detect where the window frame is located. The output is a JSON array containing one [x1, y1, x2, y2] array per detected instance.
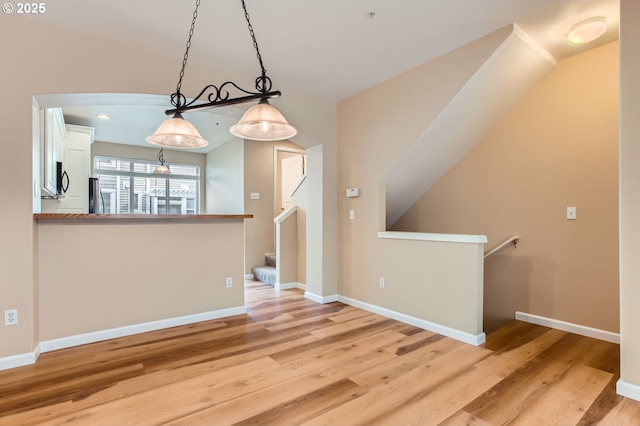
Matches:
[[93, 155, 200, 215]]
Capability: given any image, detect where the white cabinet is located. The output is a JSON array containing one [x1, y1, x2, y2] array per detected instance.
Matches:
[[41, 108, 66, 197], [41, 124, 94, 213]]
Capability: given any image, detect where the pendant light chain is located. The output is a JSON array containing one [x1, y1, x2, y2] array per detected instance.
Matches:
[[241, 0, 271, 94], [174, 0, 201, 108], [148, 0, 297, 147]]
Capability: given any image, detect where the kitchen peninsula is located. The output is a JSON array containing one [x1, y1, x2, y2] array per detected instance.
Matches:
[[34, 212, 252, 355]]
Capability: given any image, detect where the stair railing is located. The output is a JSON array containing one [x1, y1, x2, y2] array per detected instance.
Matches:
[[484, 235, 519, 260]]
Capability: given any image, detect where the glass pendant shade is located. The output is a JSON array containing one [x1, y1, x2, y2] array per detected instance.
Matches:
[[567, 17, 607, 44], [153, 164, 171, 174], [146, 113, 208, 149], [230, 100, 297, 141]]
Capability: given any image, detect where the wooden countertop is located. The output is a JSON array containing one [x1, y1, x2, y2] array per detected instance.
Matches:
[[34, 213, 253, 221]]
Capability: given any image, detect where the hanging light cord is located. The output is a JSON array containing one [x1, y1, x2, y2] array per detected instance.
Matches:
[[157, 148, 166, 165], [241, 0, 271, 94], [172, 0, 201, 109]]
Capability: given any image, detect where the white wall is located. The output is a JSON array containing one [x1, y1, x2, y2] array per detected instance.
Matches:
[[292, 177, 307, 284], [619, 0, 640, 400], [205, 139, 244, 214]]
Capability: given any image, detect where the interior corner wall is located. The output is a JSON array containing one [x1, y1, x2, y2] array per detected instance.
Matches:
[[619, 0, 640, 394], [337, 27, 513, 308], [292, 177, 307, 284], [393, 41, 620, 333], [305, 146, 324, 297], [205, 139, 244, 214]]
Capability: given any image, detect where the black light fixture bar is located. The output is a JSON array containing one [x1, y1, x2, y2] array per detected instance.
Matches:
[[165, 90, 281, 116]]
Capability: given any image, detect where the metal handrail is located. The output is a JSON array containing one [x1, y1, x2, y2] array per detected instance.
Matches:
[[484, 235, 519, 259]]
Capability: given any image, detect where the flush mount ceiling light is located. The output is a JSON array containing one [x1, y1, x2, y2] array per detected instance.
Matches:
[[96, 113, 111, 120], [153, 148, 171, 174], [567, 17, 608, 45], [146, 0, 297, 148]]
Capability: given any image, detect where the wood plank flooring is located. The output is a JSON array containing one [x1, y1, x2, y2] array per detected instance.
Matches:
[[0, 280, 639, 425]]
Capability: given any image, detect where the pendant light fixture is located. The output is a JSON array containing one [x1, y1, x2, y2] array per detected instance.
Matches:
[[146, 0, 296, 148], [153, 148, 171, 174]]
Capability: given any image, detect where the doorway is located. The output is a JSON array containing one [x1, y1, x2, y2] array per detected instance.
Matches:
[[274, 147, 306, 216]]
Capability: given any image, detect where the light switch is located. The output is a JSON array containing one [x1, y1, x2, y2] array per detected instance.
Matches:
[[567, 207, 576, 220], [349, 210, 355, 220], [250, 192, 260, 200]]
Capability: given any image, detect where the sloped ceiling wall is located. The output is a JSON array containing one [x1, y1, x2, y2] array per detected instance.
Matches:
[[382, 25, 557, 228]]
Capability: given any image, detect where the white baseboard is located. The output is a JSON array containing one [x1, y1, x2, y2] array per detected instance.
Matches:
[[617, 379, 640, 402], [515, 311, 619, 344], [305, 292, 338, 304], [0, 306, 246, 371], [0, 343, 41, 372], [275, 282, 306, 291], [338, 296, 486, 346], [244, 274, 254, 280], [41, 306, 247, 353]]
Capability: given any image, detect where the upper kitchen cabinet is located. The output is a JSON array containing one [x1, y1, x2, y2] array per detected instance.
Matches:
[[41, 107, 66, 197], [41, 122, 94, 213]]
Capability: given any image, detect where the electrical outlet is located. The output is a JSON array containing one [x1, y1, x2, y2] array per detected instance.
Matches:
[[226, 277, 233, 288], [379, 277, 385, 288], [4, 309, 18, 326]]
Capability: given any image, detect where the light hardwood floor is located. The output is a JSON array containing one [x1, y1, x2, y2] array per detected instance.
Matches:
[[1, 280, 639, 425]]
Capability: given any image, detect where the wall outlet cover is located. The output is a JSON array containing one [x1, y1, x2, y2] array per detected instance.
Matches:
[[4, 309, 18, 326]]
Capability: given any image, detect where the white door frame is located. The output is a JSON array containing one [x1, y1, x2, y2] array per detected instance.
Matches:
[[273, 146, 306, 217]]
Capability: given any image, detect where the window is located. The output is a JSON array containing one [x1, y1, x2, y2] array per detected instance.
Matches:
[[93, 156, 200, 215]]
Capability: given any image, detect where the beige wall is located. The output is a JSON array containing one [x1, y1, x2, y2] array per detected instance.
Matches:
[[392, 42, 619, 333], [243, 140, 302, 275], [375, 236, 485, 336], [39, 220, 244, 340], [620, 0, 640, 393], [0, 14, 337, 360], [205, 139, 244, 214]]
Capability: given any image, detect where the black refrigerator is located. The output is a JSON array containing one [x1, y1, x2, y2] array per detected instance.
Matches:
[[88, 177, 101, 213]]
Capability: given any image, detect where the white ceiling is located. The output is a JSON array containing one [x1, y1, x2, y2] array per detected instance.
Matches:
[[32, 0, 619, 151]]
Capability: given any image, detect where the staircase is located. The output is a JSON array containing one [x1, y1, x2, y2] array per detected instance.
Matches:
[[252, 253, 277, 285]]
